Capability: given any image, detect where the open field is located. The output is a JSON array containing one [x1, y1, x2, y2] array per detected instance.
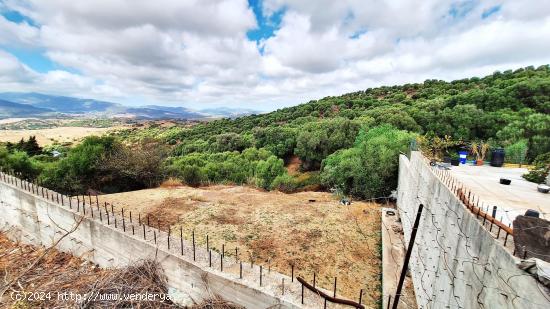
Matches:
[[99, 185, 382, 305], [0, 126, 118, 146]]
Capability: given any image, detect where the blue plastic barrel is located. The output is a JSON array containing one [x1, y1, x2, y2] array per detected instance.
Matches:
[[490, 148, 505, 167], [459, 151, 468, 164]]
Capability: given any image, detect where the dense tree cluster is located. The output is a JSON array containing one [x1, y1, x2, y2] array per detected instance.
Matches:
[[2, 65, 549, 197], [1, 136, 167, 194]]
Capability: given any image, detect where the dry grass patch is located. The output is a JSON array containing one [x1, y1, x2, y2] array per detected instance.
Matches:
[[160, 178, 184, 188], [0, 233, 182, 308], [0, 126, 118, 146], [100, 185, 382, 305]]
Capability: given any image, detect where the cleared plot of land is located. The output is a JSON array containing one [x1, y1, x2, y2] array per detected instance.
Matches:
[[0, 126, 116, 145], [99, 185, 382, 305]]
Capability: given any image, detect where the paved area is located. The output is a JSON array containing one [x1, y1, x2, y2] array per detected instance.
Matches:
[[449, 164, 549, 225]]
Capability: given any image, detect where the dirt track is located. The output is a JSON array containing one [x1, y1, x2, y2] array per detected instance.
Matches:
[[99, 185, 382, 305]]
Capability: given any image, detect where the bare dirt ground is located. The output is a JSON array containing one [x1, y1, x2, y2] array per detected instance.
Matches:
[[0, 126, 117, 146], [99, 185, 382, 305], [286, 155, 302, 175]]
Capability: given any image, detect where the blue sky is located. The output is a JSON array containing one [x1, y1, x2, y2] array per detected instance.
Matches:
[[0, 0, 549, 110], [246, 0, 283, 44]]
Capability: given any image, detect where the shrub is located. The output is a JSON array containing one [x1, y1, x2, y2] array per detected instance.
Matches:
[[505, 139, 528, 164], [270, 174, 299, 193], [522, 153, 550, 183], [255, 156, 286, 189], [321, 125, 414, 199], [180, 165, 205, 187]]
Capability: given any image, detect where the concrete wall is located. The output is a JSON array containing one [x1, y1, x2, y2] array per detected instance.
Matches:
[[0, 174, 320, 308], [397, 152, 550, 309]]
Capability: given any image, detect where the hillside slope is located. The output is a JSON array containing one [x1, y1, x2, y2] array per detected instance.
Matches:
[[0, 99, 53, 118], [2, 65, 549, 200]]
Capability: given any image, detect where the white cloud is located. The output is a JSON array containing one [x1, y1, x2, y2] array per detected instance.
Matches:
[[0, 0, 549, 110], [0, 15, 39, 46]]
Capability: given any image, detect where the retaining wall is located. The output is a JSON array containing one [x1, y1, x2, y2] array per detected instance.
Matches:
[[396, 152, 550, 309], [0, 174, 318, 308]]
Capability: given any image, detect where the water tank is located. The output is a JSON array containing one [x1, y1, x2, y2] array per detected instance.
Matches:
[[490, 148, 505, 167]]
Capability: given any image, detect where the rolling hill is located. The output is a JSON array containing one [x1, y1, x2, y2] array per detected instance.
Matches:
[[0, 99, 54, 118], [0, 93, 258, 119]]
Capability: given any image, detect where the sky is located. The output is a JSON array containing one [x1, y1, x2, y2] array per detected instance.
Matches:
[[1, 0, 550, 111]]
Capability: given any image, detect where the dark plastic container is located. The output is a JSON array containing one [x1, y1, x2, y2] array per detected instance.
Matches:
[[524, 209, 540, 218], [490, 148, 505, 167]]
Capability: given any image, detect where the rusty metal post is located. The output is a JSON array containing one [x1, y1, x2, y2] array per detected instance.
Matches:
[[180, 226, 183, 255], [167, 226, 171, 250], [192, 230, 196, 261], [393, 204, 424, 309], [301, 282, 304, 304], [240, 262, 243, 279]]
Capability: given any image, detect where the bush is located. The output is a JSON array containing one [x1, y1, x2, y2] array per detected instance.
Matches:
[[255, 156, 286, 189], [168, 148, 286, 188], [180, 165, 205, 187], [270, 174, 299, 193], [295, 117, 361, 170], [505, 139, 528, 164], [0, 148, 41, 180], [522, 153, 550, 183], [321, 125, 414, 199]]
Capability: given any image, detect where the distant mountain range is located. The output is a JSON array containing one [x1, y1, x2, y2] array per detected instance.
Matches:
[[0, 92, 261, 119], [0, 99, 52, 118]]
